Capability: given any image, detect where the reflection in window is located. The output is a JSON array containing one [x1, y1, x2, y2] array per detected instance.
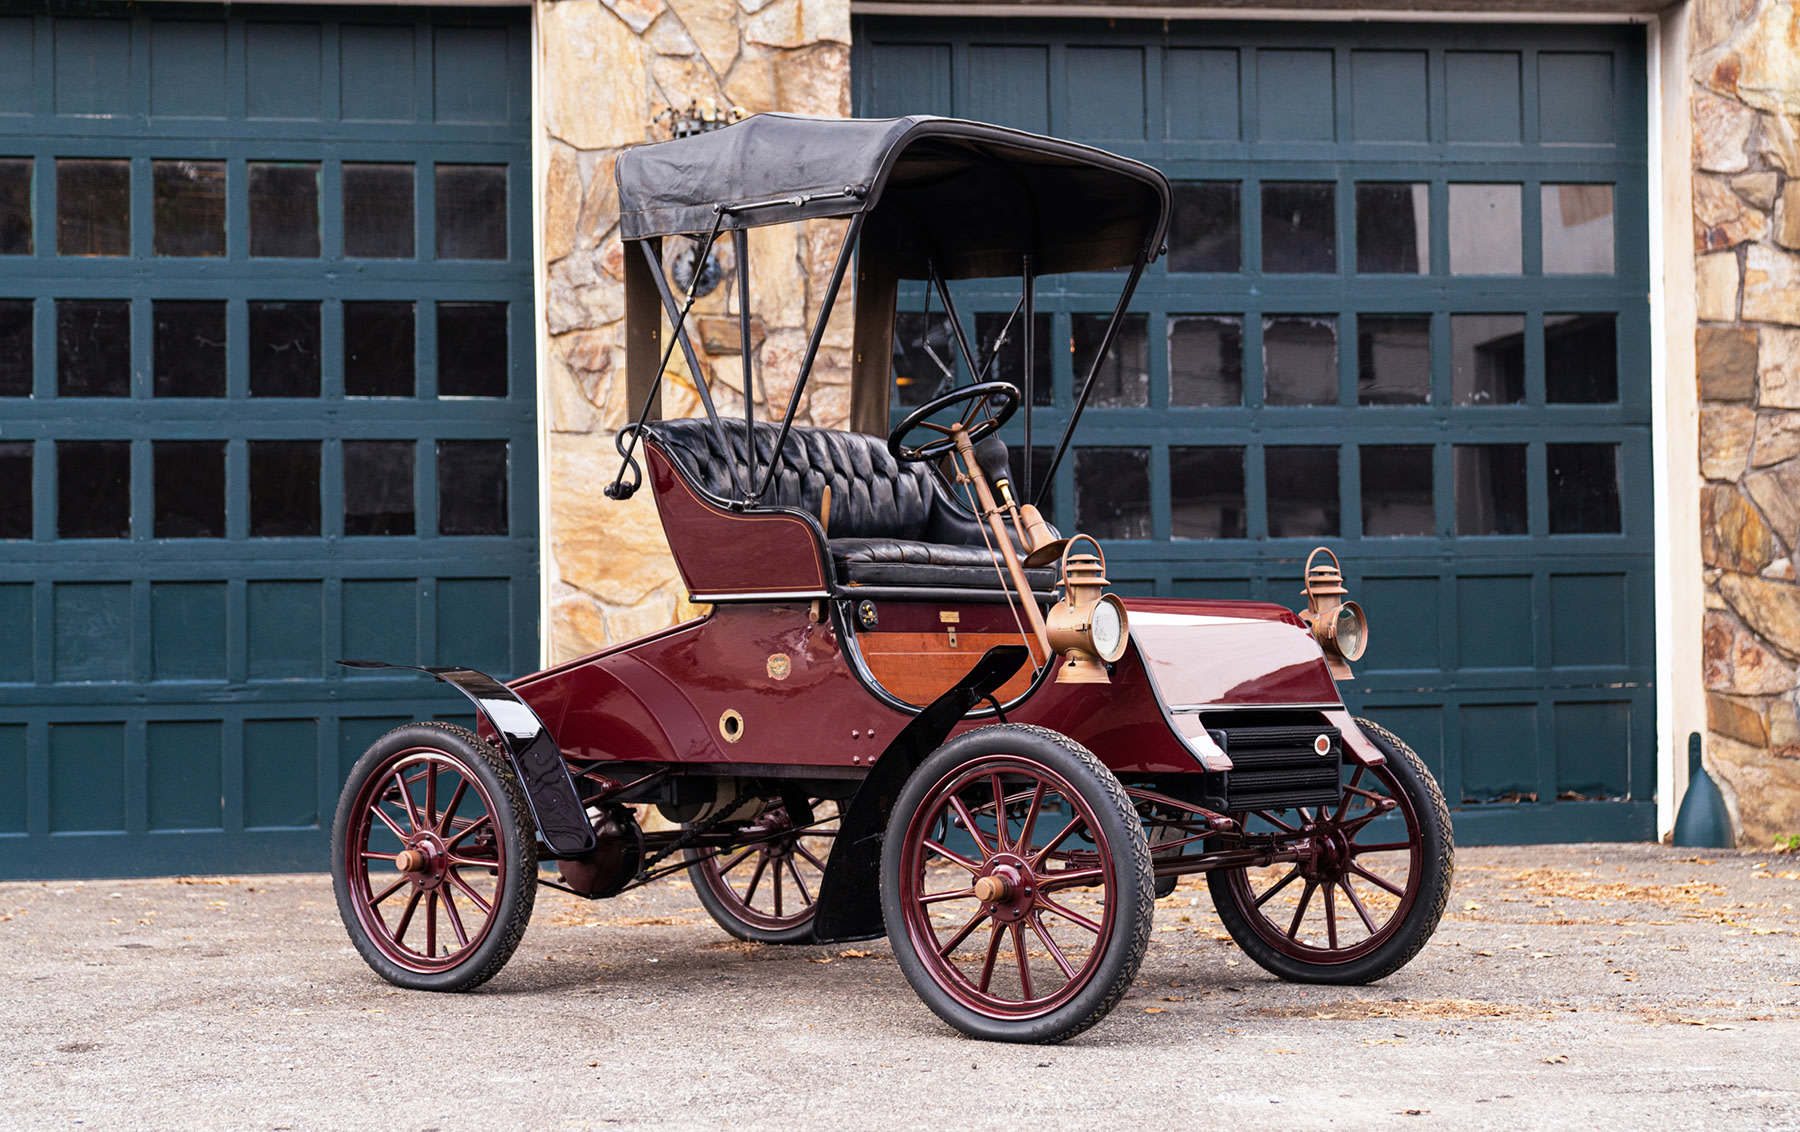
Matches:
[[1448, 184, 1521, 275], [1076, 448, 1151, 539], [1007, 445, 1054, 517], [1072, 313, 1149, 408], [0, 158, 32, 255], [1171, 447, 1245, 539], [344, 301, 415, 397], [1266, 446, 1339, 538], [1548, 443, 1620, 533], [56, 159, 130, 256], [344, 440, 415, 536], [1542, 184, 1614, 275], [57, 440, 130, 539], [1357, 315, 1430, 405], [248, 162, 320, 258], [435, 164, 507, 260], [57, 299, 131, 397], [438, 302, 507, 398], [976, 312, 1052, 406], [1168, 182, 1240, 273], [1264, 316, 1337, 406], [1454, 444, 1528, 535], [0, 300, 30, 397], [438, 440, 509, 536], [1546, 314, 1618, 403], [152, 161, 225, 257], [249, 301, 321, 398], [1451, 315, 1525, 405], [1169, 316, 1243, 407], [343, 163, 415, 259], [1361, 445, 1434, 536], [153, 301, 226, 398], [153, 441, 225, 538], [0, 442, 30, 539], [1356, 183, 1428, 274], [892, 311, 956, 407], [1262, 182, 1335, 274], [249, 441, 321, 537]]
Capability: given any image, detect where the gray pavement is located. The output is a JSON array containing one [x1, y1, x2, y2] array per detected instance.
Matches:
[[1, 843, 1797, 1131]]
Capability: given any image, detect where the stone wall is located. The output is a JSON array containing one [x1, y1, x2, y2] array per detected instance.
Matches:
[[1690, 0, 1800, 843], [536, 0, 853, 664]]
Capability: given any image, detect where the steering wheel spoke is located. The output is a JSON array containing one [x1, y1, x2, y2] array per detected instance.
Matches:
[[888, 381, 1022, 466]]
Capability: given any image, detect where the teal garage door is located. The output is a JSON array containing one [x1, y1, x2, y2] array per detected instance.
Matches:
[[858, 18, 1654, 842], [0, 5, 536, 878]]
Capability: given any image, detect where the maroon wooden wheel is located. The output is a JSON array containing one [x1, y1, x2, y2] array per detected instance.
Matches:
[[882, 725, 1153, 1042], [333, 723, 536, 991], [686, 798, 839, 944]]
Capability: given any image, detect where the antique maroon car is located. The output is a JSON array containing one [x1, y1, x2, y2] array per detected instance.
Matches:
[[331, 114, 1454, 1044]]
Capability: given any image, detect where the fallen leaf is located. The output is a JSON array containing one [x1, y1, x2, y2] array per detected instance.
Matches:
[[1143, 1007, 1167, 1014], [1530, 952, 1553, 959], [1463, 901, 1482, 911], [1163, 996, 1186, 1002], [807, 957, 832, 964], [839, 949, 871, 958], [1543, 1055, 1569, 1064]]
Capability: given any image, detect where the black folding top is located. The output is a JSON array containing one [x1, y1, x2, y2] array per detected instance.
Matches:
[[614, 113, 1170, 278]]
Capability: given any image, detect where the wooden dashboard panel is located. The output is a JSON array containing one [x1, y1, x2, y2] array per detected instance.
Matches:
[[857, 629, 1038, 706]]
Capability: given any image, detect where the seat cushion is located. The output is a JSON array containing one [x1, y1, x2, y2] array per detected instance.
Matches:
[[831, 538, 1058, 591]]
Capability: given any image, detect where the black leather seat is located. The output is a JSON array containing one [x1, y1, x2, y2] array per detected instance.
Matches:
[[642, 419, 1056, 593]]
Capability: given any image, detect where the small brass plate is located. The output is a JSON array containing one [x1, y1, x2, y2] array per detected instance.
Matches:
[[767, 653, 791, 681], [719, 709, 745, 743]]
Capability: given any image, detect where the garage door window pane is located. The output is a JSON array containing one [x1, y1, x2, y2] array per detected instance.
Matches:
[[1361, 445, 1434, 536], [1548, 443, 1620, 533], [249, 441, 321, 537], [153, 441, 225, 538], [1357, 315, 1430, 405], [56, 159, 130, 257], [437, 440, 508, 536], [1008, 445, 1054, 516], [1266, 446, 1339, 538], [153, 300, 226, 398], [976, 312, 1051, 406], [1262, 182, 1335, 274], [1454, 444, 1528, 535], [0, 442, 30, 539], [249, 301, 320, 398], [1263, 315, 1337, 406], [1541, 184, 1613, 275], [57, 299, 131, 397], [152, 160, 225, 258], [1072, 313, 1148, 408], [437, 302, 507, 398], [248, 162, 320, 258], [1448, 184, 1521, 275], [1171, 447, 1245, 539], [1545, 313, 1617, 403], [435, 164, 506, 260], [344, 440, 415, 536], [344, 301, 414, 397], [1075, 448, 1150, 539], [0, 158, 33, 255], [1451, 315, 1525, 405], [1355, 183, 1427, 274], [1168, 182, 1240, 273], [1169, 315, 1242, 407], [894, 312, 956, 407], [0, 299, 30, 397], [343, 163, 415, 259], [57, 440, 130, 539]]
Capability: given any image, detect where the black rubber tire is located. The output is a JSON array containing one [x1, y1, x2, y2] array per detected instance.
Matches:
[[331, 721, 537, 992], [880, 724, 1154, 1044], [1208, 717, 1453, 985]]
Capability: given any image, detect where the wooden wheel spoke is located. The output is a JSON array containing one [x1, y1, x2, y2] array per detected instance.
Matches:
[[368, 876, 409, 907], [785, 857, 814, 907], [1349, 841, 1415, 855], [445, 813, 491, 849], [1349, 862, 1406, 898], [742, 854, 770, 906], [371, 802, 411, 843], [989, 774, 1010, 852], [949, 796, 995, 858], [919, 886, 976, 906], [1324, 882, 1340, 949], [440, 885, 470, 949], [921, 838, 982, 875], [977, 924, 1005, 993], [1036, 894, 1102, 936], [936, 907, 991, 958], [392, 772, 424, 832], [1341, 877, 1378, 933], [392, 886, 423, 946], [715, 846, 757, 876], [1028, 814, 1086, 870], [425, 890, 438, 958], [772, 854, 785, 918], [437, 778, 469, 836], [1016, 782, 1047, 855], [1010, 923, 1034, 1000], [1287, 880, 1317, 940], [795, 843, 829, 872], [447, 868, 493, 915], [1253, 810, 1302, 835], [1029, 913, 1077, 980], [1253, 867, 1302, 909], [1037, 866, 1105, 893], [446, 852, 498, 870], [424, 763, 437, 828], [361, 850, 398, 863]]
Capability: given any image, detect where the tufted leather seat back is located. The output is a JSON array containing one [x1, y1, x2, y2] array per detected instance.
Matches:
[[642, 419, 941, 541]]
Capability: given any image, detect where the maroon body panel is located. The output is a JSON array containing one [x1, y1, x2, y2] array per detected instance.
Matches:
[[1120, 598, 1341, 707], [645, 441, 830, 599]]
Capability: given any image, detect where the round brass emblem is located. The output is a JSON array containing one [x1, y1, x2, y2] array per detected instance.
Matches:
[[767, 653, 792, 681], [719, 709, 745, 743]]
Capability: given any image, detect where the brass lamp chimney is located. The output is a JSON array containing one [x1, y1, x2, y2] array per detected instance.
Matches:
[[1045, 536, 1130, 684], [1299, 547, 1368, 681]]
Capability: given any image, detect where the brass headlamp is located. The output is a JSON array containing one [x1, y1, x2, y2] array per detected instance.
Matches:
[[1045, 535, 1130, 684], [1299, 547, 1368, 680]]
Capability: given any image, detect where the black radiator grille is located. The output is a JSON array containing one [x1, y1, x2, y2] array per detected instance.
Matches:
[[1209, 723, 1344, 812]]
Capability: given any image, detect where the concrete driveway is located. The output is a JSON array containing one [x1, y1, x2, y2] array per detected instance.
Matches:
[[1, 843, 1797, 1131]]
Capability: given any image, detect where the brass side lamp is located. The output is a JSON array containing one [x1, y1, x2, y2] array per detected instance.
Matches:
[[1299, 547, 1368, 681], [1045, 535, 1130, 684]]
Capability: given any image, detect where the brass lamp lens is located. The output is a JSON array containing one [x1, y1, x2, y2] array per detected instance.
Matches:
[[1332, 601, 1367, 662], [1091, 594, 1128, 663]]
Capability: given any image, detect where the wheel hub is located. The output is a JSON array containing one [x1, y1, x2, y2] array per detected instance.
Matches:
[[396, 833, 447, 886], [977, 856, 1037, 923]]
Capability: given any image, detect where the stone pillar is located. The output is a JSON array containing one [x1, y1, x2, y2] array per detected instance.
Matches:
[[1689, 0, 1800, 843], [535, 0, 852, 664]]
